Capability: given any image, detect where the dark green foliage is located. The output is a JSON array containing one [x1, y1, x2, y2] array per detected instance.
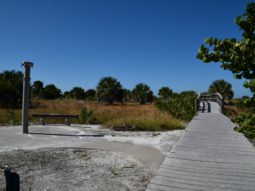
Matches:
[[32, 80, 44, 98], [155, 91, 197, 121], [158, 87, 173, 99], [0, 70, 23, 108], [235, 96, 252, 110], [70, 87, 85, 100], [147, 90, 154, 103], [197, 2, 255, 140], [85, 89, 96, 100], [96, 77, 123, 104], [79, 107, 94, 124], [132, 83, 153, 104], [6, 110, 19, 125], [208, 79, 234, 101], [197, 2, 255, 95], [63, 91, 71, 99], [41, 84, 62, 100], [235, 113, 255, 139], [122, 89, 132, 102]]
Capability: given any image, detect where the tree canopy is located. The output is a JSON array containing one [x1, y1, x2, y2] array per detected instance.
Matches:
[[132, 83, 153, 104], [96, 77, 123, 104], [32, 80, 44, 98], [41, 84, 62, 100], [208, 79, 234, 101], [0, 70, 23, 108], [158, 87, 173, 99], [69, 87, 86, 100], [197, 2, 255, 95], [85, 89, 96, 100]]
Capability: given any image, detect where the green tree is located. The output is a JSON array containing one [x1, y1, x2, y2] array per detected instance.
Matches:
[[32, 80, 44, 98], [132, 83, 153, 104], [158, 87, 173, 99], [0, 70, 23, 108], [96, 77, 123, 104], [85, 89, 96, 100], [197, 2, 255, 95], [41, 84, 62, 100], [122, 89, 132, 102], [69, 87, 85, 100], [63, 91, 71, 99], [208, 79, 234, 101]]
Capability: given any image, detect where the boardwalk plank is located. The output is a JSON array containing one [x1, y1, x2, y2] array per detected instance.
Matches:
[[146, 102, 255, 191]]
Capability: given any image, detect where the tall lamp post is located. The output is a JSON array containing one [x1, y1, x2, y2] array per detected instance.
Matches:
[[21, 61, 33, 134]]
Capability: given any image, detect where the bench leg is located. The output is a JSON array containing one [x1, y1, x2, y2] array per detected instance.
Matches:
[[40, 117, 45, 125], [65, 118, 70, 126]]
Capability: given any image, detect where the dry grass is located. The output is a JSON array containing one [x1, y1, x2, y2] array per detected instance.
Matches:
[[0, 99, 185, 131], [223, 103, 247, 121]]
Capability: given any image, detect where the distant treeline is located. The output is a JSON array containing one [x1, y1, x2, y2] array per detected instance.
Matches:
[[0, 70, 237, 121], [0, 70, 177, 108]]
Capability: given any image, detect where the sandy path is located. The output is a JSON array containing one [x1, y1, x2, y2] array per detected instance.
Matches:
[[0, 125, 183, 190]]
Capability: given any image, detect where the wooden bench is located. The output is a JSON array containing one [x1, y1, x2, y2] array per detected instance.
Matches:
[[32, 114, 79, 126]]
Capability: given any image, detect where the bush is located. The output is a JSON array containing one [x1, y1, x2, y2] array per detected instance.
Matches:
[[155, 91, 197, 121], [79, 107, 94, 124], [104, 117, 184, 131], [7, 110, 20, 125], [234, 113, 255, 139]]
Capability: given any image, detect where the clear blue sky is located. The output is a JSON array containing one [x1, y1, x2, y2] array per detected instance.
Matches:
[[0, 0, 252, 97]]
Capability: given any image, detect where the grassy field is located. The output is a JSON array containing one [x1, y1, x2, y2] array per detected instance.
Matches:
[[0, 99, 185, 131]]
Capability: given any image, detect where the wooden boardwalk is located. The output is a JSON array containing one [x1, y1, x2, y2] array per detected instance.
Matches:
[[147, 102, 255, 191]]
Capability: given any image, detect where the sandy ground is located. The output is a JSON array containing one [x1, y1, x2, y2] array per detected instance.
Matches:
[[0, 125, 183, 191]]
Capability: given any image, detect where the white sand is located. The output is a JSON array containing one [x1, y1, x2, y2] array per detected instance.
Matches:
[[0, 125, 183, 190]]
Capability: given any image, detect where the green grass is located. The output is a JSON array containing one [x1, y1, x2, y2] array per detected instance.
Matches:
[[104, 117, 184, 131]]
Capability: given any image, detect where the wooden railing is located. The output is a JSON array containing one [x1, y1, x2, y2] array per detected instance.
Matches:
[[196, 92, 223, 112]]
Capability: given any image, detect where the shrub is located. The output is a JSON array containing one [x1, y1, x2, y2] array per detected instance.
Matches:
[[155, 91, 197, 121], [234, 113, 255, 139], [79, 107, 94, 124], [7, 110, 20, 125], [104, 117, 184, 131]]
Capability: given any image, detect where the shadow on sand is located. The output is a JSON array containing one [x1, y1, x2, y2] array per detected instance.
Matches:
[[29, 132, 104, 137]]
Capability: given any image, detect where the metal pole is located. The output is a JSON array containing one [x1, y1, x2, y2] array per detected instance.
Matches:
[[21, 62, 33, 134]]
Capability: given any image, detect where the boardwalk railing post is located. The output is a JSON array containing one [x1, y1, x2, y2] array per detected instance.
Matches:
[[195, 93, 200, 113], [21, 61, 33, 134]]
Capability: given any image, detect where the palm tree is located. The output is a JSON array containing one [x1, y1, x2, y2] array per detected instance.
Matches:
[[132, 83, 153, 104], [96, 77, 123, 104], [32, 80, 44, 98], [208, 79, 234, 101], [158, 87, 173, 99], [69, 87, 86, 100]]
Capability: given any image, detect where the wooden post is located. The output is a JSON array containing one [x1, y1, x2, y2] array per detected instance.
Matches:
[[21, 62, 33, 134]]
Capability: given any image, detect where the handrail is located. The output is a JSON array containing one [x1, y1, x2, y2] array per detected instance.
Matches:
[[195, 92, 223, 112]]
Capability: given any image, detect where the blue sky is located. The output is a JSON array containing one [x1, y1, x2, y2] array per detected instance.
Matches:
[[0, 0, 252, 97]]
